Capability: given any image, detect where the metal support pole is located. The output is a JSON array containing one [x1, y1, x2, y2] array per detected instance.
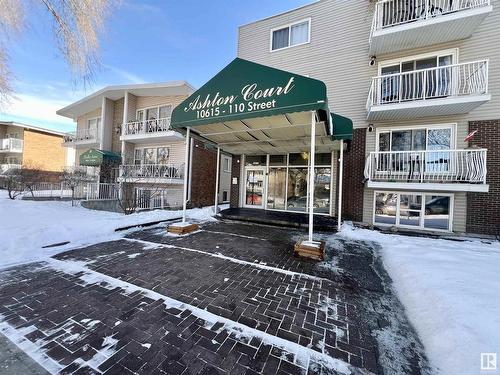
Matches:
[[182, 128, 190, 223], [337, 140, 344, 232], [214, 147, 221, 213], [308, 111, 316, 243]]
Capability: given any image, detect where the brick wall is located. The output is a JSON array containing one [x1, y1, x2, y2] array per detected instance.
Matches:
[[230, 156, 242, 208], [190, 139, 217, 207], [341, 128, 366, 222], [22, 129, 66, 172], [467, 120, 500, 236]]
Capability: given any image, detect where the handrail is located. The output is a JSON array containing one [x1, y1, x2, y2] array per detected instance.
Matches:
[[120, 163, 184, 180], [371, 0, 491, 33], [63, 127, 99, 143], [364, 149, 488, 184], [122, 117, 172, 136], [367, 60, 489, 108]]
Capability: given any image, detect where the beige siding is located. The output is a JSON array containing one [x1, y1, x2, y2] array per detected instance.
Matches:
[[238, 0, 500, 129], [219, 154, 232, 202], [112, 98, 124, 153], [76, 108, 101, 133], [135, 95, 188, 114], [238, 0, 499, 232], [127, 94, 137, 122]]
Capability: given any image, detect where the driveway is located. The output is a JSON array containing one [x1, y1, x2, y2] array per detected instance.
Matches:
[[0, 220, 430, 374]]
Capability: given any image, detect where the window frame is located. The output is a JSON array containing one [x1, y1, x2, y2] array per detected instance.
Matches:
[[222, 156, 231, 173], [87, 117, 101, 129], [373, 190, 454, 232], [375, 123, 457, 152], [136, 104, 173, 121], [269, 18, 311, 52], [377, 48, 459, 76], [133, 145, 170, 166]]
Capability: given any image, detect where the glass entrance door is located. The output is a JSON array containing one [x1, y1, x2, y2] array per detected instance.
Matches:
[[244, 168, 265, 208]]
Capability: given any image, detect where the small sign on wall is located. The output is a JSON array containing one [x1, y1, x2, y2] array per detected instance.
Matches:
[[232, 177, 238, 185]]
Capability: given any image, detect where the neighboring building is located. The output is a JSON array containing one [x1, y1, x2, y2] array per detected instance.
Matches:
[[57, 82, 226, 210], [236, 0, 498, 235], [0, 121, 69, 176]]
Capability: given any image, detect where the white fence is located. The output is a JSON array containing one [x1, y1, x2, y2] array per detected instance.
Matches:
[[372, 0, 491, 31], [63, 127, 99, 143], [0, 164, 22, 174], [21, 182, 120, 200], [364, 149, 487, 183], [122, 118, 172, 136], [0, 138, 23, 152], [135, 187, 183, 210], [367, 60, 489, 108], [120, 163, 184, 180]]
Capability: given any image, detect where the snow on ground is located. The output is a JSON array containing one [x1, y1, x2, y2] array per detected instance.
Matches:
[[339, 224, 500, 375], [0, 190, 221, 269]]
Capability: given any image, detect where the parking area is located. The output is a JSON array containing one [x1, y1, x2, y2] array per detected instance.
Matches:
[[0, 220, 430, 375]]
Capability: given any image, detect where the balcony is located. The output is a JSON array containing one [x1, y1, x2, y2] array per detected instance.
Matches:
[[118, 163, 184, 183], [62, 166, 100, 181], [0, 138, 23, 153], [364, 149, 489, 192], [120, 118, 182, 143], [63, 127, 99, 147], [370, 0, 492, 54], [367, 60, 490, 121], [0, 163, 21, 175]]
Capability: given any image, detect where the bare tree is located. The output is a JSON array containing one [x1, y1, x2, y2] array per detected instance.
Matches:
[[60, 167, 92, 206], [0, 0, 115, 103], [4, 164, 48, 199]]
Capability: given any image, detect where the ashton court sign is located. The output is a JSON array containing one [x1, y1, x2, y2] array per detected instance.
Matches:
[[170, 58, 330, 129], [184, 76, 296, 120]]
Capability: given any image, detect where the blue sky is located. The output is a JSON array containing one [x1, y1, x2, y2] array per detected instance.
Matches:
[[0, 0, 311, 132]]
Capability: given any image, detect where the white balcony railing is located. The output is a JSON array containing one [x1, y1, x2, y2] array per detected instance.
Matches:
[[0, 163, 21, 174], [122, 118, 172, 137], [371, 0, 491, 32], [63, 127, 99, 144], [120, 163, 184, 180], [367, 60, 489, 108], [364, 149, 487, 184], [0, 138, 24, 152]]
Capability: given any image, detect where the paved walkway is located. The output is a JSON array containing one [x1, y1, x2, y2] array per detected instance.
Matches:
[[0, 220, 430, 375]]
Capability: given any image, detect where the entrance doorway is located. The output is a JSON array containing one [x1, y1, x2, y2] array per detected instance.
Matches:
[[244, 168, 265, 208]]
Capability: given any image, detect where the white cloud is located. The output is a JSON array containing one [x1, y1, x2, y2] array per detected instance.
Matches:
[[0, 93, 74, 130], [102, 64, 146, 84]]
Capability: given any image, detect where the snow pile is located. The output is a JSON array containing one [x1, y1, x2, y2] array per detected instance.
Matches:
[[339, 224, 500, 375], [0, 190, 221, 268]]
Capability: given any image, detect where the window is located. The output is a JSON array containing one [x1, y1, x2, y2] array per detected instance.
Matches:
[[136, 105, 172, 121], [376, 125, 454, 177], [379, 50, 457, 102], [223, 157, 231, 173], [374, 191, 452, 231], [222, 191, 228, 202], [271, 19, 310, 51], [134, 147, 170, 165], [378, 126, 453, 152], [87, 117, 101, 129]]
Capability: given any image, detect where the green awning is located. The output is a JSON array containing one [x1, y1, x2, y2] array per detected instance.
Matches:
[[171, 58, 330, 130], [331, 113, 353, 141], [79, 149, 121, 166]]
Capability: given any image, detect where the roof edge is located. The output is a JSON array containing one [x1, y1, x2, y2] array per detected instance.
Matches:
[[238, 0, 321, 28], [57, 80, 196, 118], [0, 121, 65, 137]]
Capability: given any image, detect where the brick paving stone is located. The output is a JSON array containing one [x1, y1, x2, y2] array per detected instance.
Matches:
[[0, 221, 432, 375]]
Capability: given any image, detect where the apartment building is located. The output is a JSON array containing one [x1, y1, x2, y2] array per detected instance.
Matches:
[[236, 0, 498, 235], [57, 82, 224, 210], [0, 121, 68, 176]]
